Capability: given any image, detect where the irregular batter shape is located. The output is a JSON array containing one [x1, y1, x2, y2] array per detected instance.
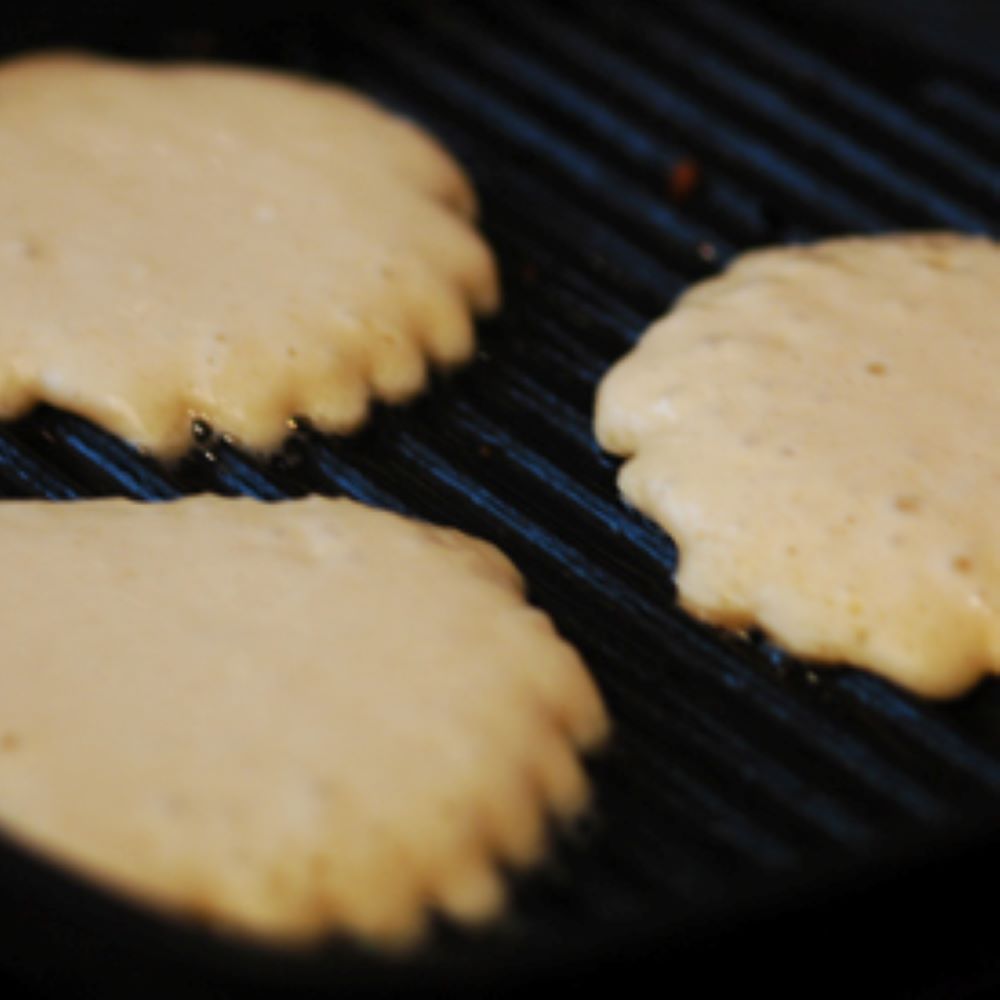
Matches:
[[596, 233, 1000, 698], [0, 53, 498, 455], [0, 497, 607, 945]]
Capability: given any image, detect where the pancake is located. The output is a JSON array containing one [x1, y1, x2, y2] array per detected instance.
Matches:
[[0, 496, 607, 946], [596, 233, 1000, 697], [0, 52, 498, 456]]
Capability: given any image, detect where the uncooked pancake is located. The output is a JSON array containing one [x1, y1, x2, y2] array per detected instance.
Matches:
[[0, 497, 607, 945], [595, 233, 1000, 697], [0, 52, 498, 456]]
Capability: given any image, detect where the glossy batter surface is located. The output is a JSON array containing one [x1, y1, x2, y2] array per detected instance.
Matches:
[[0, 497, 607, 945], [596, 234, 1000, 697], [0, 53, 498, 455]]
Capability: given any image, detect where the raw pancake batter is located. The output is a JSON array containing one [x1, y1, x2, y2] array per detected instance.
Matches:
[[0, 53, 498, 455], [596, 234, 1000, 697], [0, 497, 607, 945]]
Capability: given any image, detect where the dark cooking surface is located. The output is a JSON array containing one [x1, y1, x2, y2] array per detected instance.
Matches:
[[1, 1, 999, 995]]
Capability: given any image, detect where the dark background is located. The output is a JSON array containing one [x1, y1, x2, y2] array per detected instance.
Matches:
[[799, 0, 999, 81]]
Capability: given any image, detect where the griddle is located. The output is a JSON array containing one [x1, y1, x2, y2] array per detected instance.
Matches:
[[1, 2, 999, 996]]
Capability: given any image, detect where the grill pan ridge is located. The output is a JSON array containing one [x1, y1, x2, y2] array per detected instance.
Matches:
[[0, 1, 998, 995]]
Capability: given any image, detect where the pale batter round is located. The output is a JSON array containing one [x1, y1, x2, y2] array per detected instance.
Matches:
[[596, 233, 1000, 697], [0, 497, 607, 946], [0, 52, 498, 455]]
